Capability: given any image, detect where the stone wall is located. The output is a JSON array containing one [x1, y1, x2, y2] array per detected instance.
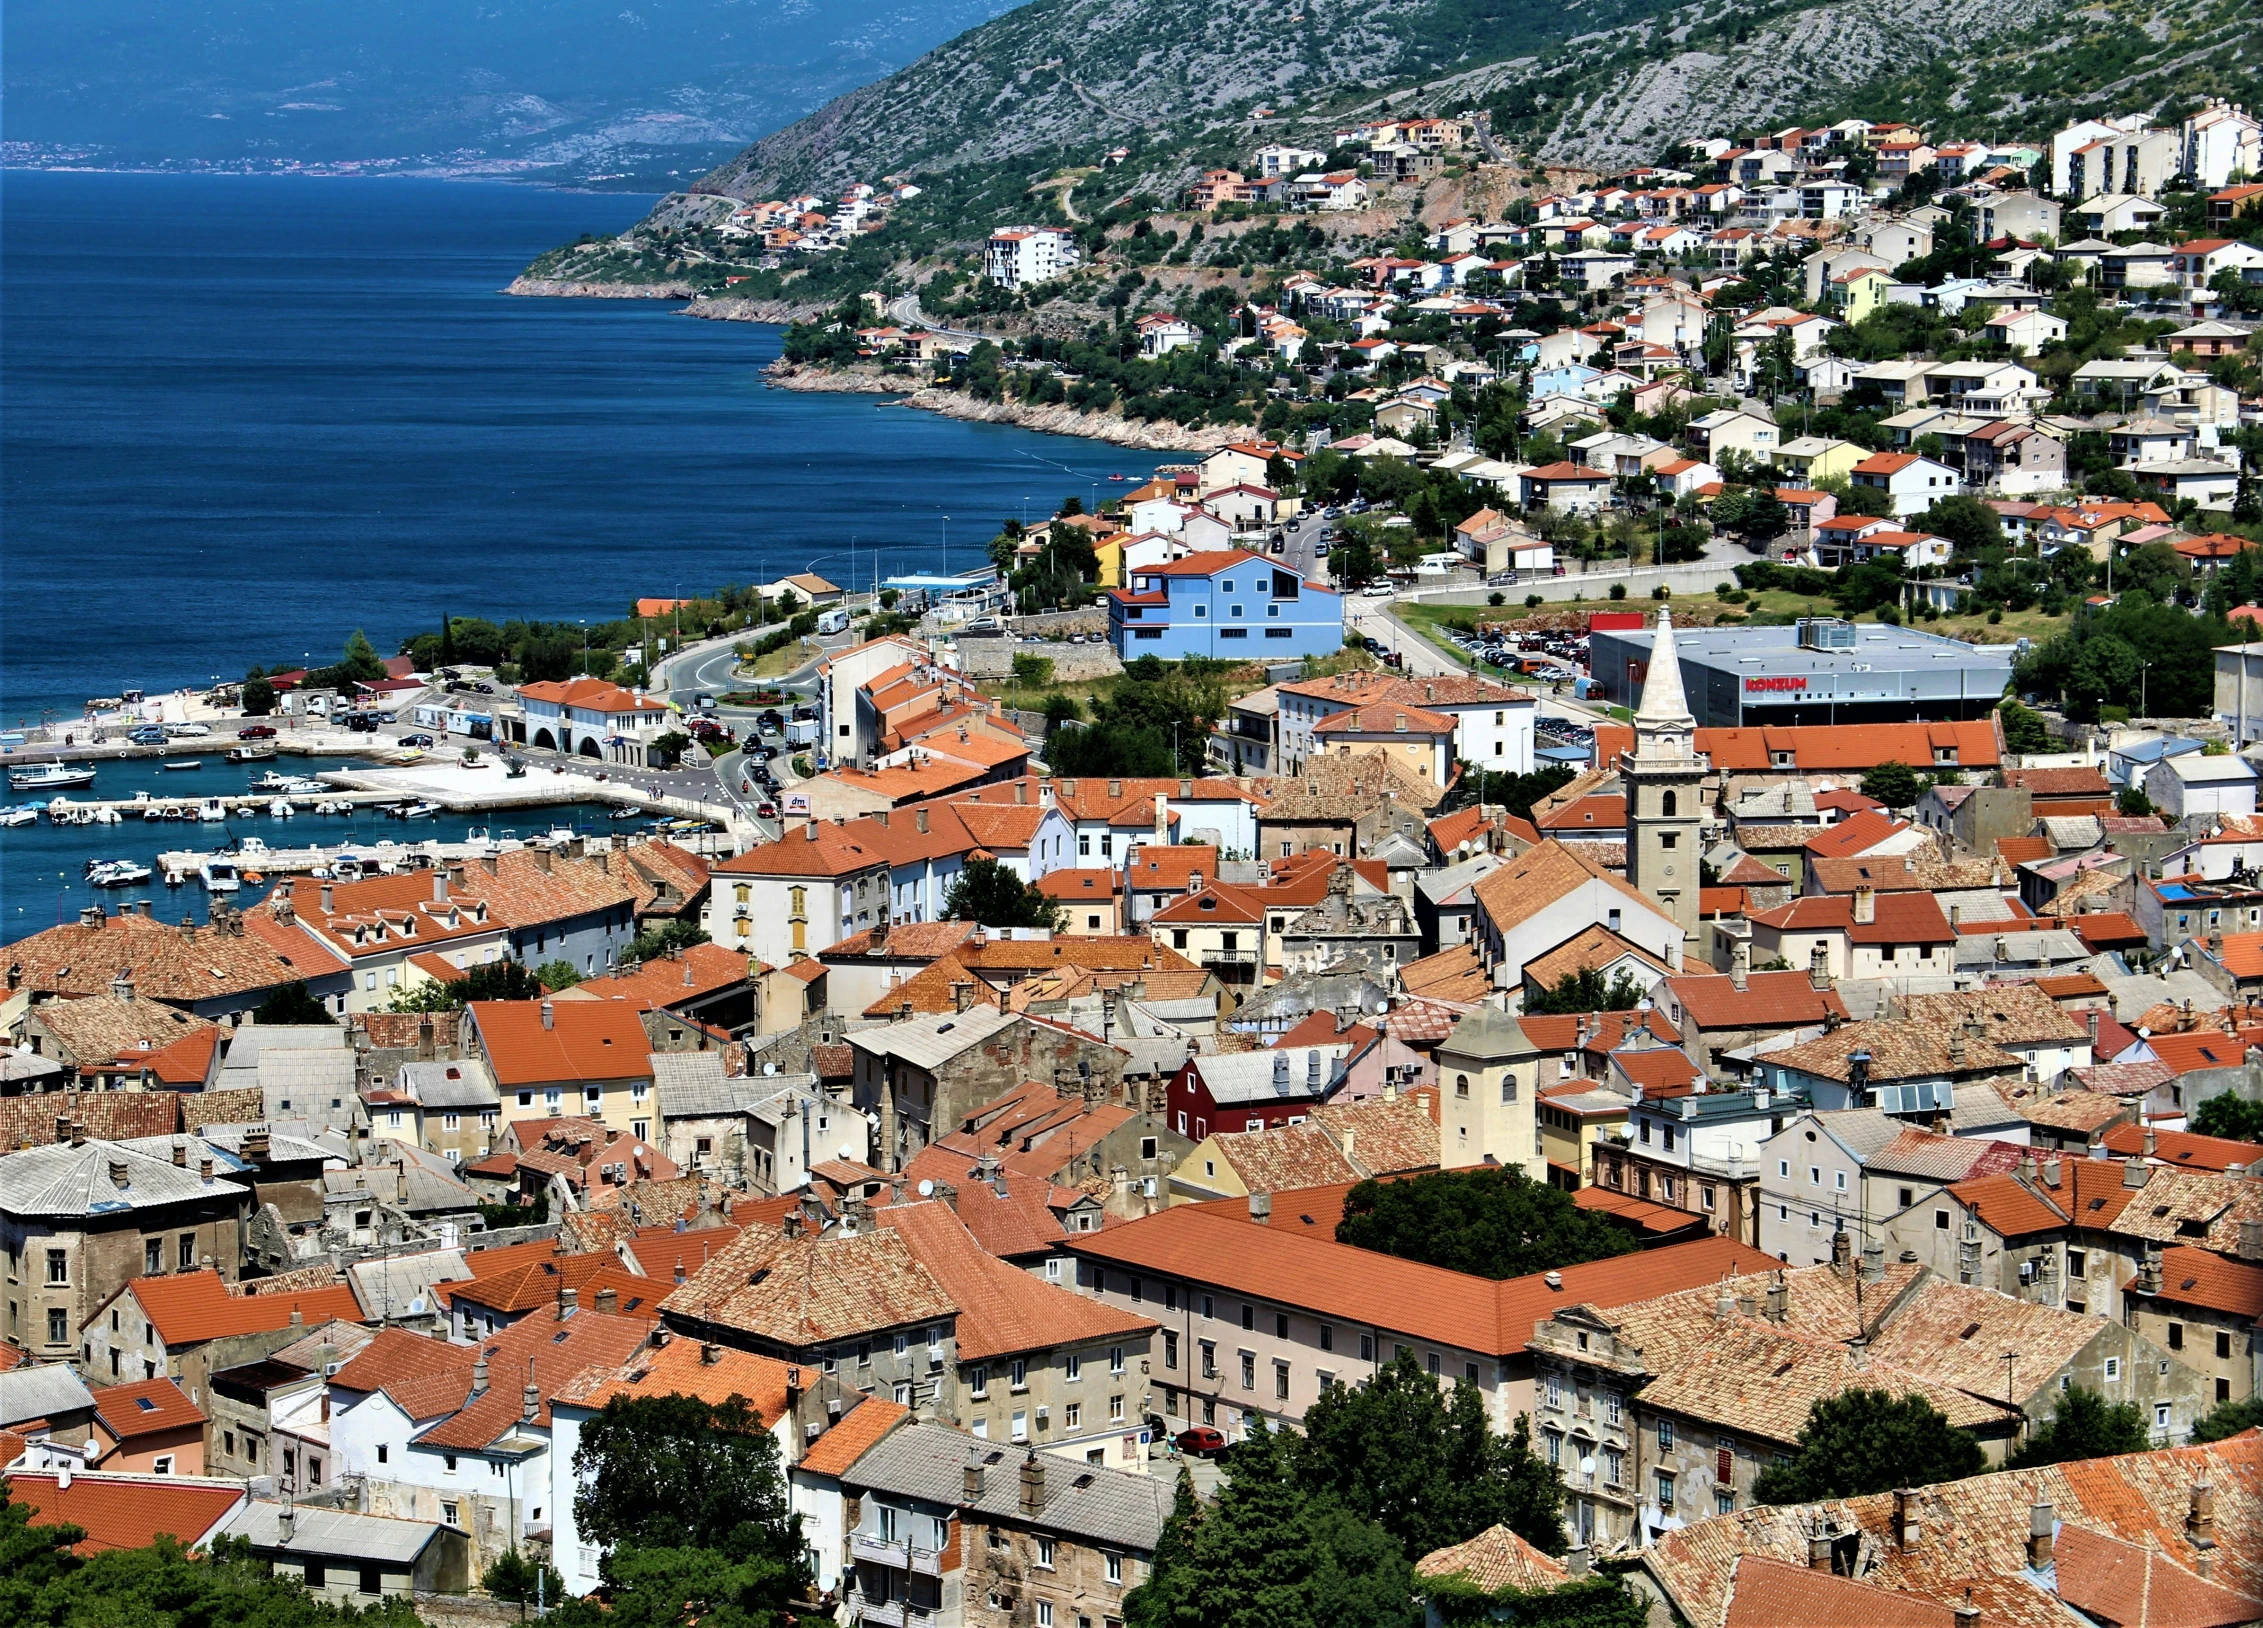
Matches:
[[958, 639, 1122, 683]]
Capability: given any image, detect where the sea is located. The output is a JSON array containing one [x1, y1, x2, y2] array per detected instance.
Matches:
[[0, 171, 1157, 940]]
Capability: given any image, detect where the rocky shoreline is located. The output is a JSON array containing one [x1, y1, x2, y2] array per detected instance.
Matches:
[[763, 360, 1241, 452]]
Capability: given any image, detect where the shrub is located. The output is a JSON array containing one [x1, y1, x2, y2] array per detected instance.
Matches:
[[1609, 583, 1628, 600], [1652, 585, 1671, 600], [1525, 594, 1543, 609], [1488, 592, 1506, 607]]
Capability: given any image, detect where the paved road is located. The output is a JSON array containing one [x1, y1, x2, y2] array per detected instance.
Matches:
[[885, 293, 984, 345]]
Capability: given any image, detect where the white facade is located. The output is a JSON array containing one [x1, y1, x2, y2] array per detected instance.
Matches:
[[986, 227, 1082, 289], [2146, 753, 2260, 821]]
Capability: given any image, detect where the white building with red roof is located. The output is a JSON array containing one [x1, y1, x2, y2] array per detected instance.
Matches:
[[506, 677, 671, 765]]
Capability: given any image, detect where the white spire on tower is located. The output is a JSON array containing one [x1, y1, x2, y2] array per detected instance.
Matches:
[[1633, 609, 1695, 734]]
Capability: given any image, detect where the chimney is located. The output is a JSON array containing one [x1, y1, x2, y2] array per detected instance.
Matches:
[[1566, 1545, 1591, 1578], [965, 1460, 986, 1499], [1949, 904, 1962, 930], [2144, 1125, 2158, 1158], [471, 1355, 489, 1395], [1730, 938, 1750, 992], [1861, 1244, 1885, 1282], [433, 871, 447, 904], [1809, 943, 1831, 990], [597, 1286, 618, 1315], [523, 1382, 541, 1424], [2085, 1008, 2101, 1048], [952, 980, 975, 1013], [1250, 1190, 1272, 1224], [1895, 1488, 1922, 1550], [2042, 1155, 2062, 1188], [108, 1158, 130, 1189], [1853, 885, 1876, 926], [200, 1157, 214, 1182], [1018, 1450, 1045, 1515], [558, 1285, 578, 1320], [1808, 1523, 1835, 1571], [2027, 1502, 2054, 1568], [1830, 1229, 1852, 1272], [2139, 1247, 2165, 1295], [805, 821, 818, 842], [278, 1506, 295, 1546], [417, 1016, 435, 1061], [541, 999, 555, 1030], [701, 1340, 722, 1365], [1765, 1276, 1788, 1321], [1153, 793, 1168, 843], [2189, 1480, 2218, 1548], [321, 884, 334, 914], [171, 1141, 187, 1168], [2124, 1155, 2151, 1189], [243, 1127, 270, 1162]]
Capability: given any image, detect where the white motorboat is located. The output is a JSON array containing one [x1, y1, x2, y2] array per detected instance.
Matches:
[[197, 799, 228, 822], [10, 763, 95, 791], [314, 799, 352, 816], [389, 800, 440, 820], [199, 858, 242, 893], [87, 860, 153, 887], [0, 805, 38, 828], [279, 776, 326, 795], [269, 799, 293, 819]]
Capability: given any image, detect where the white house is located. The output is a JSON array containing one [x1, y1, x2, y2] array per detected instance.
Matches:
[[2146, 752, 2259, 821], [510, 678, 671, 766], [986, 227, 1081, 289], [1848, 451, 1963, 518]]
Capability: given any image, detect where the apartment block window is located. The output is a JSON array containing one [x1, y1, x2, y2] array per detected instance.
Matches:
[[47, 1307, 67, 1346], [1201, 1295, 1215, 1321], [1604, 1447, 1624, 1486], [1658, 1419, 1674, 1451], [1038, 1605, 1054, 1628], [1544, 1429, 1562, 1467], [1111, 1393, 1125, 1422], [2169, 1323, 2185, 1350], [1275, 1312, 1289, 1340], [46, 1249, 66, 1285], [1319, 1323, 1334, 1353], [1546, 1373, 1563, 1409], [1275, 1362, 1291, 1400], [178, 1233, 196, 1271], [1359, 1334, 1375, 1362], [1163, 1332, 1178, 1370], [1201, 1341, 1217, 1379], [1110, 1346, 1125, 1375], [1106, 1553, 1124, 1585], [1011, 1358, 1029, 1391], [2156, 1402, 2172, 1431], [2219, 1331, 2234, 1360], [970, 1366, 990, 1399], [1065, 1354, 1082, 1382], [2104, 1358, 2122, 1383], [1012, 1411, 1028, 1442], [1656, 1471, 1676, 1512], [1240, 1351, 1256, 1389], [145, 1239, 163, 1276], [1036, 1536, 1055, 1569], [1065, 1402, 1081, 1429]]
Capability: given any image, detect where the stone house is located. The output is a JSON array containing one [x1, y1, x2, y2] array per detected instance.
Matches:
[[849, 1011, 1127, 1172]]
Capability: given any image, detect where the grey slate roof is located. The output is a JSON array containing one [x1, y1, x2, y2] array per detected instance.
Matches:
[[843, 1422, 1170, 1553], [221, 1501, 447, 1565], [1417, 853, 1504, 907], [0, 1138, 249, 1217], [847, 1007, 1019, 1071], [1810, 1107, 1905, 1165], [347, 1248, 471, 1320], [118, 1129, 334, 1170], [398, 1058, 499, 1111], [0, 1363, 97, 1428], [1192, 1046, 1349, 1105]]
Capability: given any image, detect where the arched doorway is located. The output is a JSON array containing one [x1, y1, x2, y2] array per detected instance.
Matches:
[[578, 739, 602, 759], [531, 728, 557, 751]]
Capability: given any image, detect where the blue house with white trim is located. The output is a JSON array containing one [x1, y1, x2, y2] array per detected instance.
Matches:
[[1107, 549, 1344, 661]]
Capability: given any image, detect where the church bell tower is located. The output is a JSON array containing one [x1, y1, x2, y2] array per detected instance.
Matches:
[[1620, 610, 1707, 949]]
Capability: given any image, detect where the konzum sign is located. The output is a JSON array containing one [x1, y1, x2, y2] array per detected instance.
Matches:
[[1744, 675, 1810, 692]]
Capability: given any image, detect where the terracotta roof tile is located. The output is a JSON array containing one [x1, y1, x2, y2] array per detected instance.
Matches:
[[664, 1220, 958, 1345], [123, 1270, 365, 1347], [878, 1201, 1153, 1361], [797, 1396, 912, 1478], [1591, 720, 2003, 775], [4, 1470, 241, 1554], [1415, 1523, 1571, 1592], [1525, 925, 1671, 990], [1665, 971, 1848, 1032], [1471, 840, 1666, 942], [91, 1377, 206, 1442], [2127, 1244, 2263, 1320], [1399, 944, 1493, 1002], [0, 1092, 179, 1150], [2103, 1123, 2263, 1173], [470, 1000, 655, 1087], [1722, 1555, 1956, 1628]]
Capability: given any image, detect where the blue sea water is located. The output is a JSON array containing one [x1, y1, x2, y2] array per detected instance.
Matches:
[[0, 171, 1157, 941]]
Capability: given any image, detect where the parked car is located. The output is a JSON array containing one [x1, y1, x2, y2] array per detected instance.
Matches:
[[237, 724, 278, 739], [127, 725, 168, 746], [401, 733, 436, 748], [1175, 1427, 1228, 1458], [165, 722, 213, 739]]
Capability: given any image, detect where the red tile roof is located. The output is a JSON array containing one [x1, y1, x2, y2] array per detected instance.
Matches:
[[2101, 1123, 2261, 1172], [879, 1201, 1155, 1361], [2126, 1244, 2263, 1319], [124, 1270, 365, 1348], [798, 1397, 913, 1479], [1667, 971, 1849, 1031], [469, 1000, 654, 1086], [1590, 721, 2002, 774], [1722, 1555, 1956, 1628], [1750, 891, 1956, 945], [91, 1377, 206, 1443], [4, 1471, 241, 1554]]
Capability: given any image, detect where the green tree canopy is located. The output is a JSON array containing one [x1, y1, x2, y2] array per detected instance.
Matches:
[[2006, 1385, 2149, 1469], [620, 919, 711, 967], [2193, 1394, 2263, 1442], [1294, 1352, 1565, 1559], [1751, 1388, 1985, 1503], [254, 981, 334, 1026], [241, 674, 277, 717], [2019, 599, 2230, 723], [2189, 1091, 2263, 1144], [1524, 968, 1649, 1015], [574, 1393, 805, 1557], [1859, 759, 1925, 808], [943, 855, 1064, 929], [1997, 700, 2050, 755], [1925, 495, 2006, 556], [535, 959, 583, 992], [1336, 1168, 1637, 1281], [386, 957, 548, 1012]]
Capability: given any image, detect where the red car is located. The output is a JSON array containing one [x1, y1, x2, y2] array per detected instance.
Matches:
[[1175, 1427, 1227, 1458], [237, 724, 277, 738]]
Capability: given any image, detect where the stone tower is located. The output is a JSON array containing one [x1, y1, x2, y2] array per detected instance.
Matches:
[[1620, 610, 1708, 949]]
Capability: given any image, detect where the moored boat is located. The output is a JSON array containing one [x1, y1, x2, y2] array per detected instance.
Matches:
[[161, 759, 203, 772], [10, 762, 96, 791], [225, 745, 277, 764]]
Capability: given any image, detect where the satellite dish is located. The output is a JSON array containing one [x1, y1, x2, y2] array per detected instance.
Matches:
[[838, 1143, 856, 1162], [1579, 1456, 1596, 1477], [918, 1179, 935, 1197]]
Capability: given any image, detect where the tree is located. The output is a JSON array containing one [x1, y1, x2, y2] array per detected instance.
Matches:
[[2190, 1091, 2263, 1143], [2117, 784, 2157, 818], [254, 981, 333, 1026], [1012, 652, 1056, 687], [1859, 759, 1925, 808], [1751, 1389, 1985, 1503], [389, 958, 549, 1011], [484, 1546, 567, 1604], [1998, 700, 2050, 756], [1294, 1352, 1565, 1559], [943, 855, 1063, 929], [240, 674, 277, 717], [2006, 1385, 2149, 1469], [536, 959, 582, 991], [2192, 1393, 2263, 1442], [1925, 495, 2006, 556], [575, 1393, 806, 1557], [1125, 1421, 1419, 1628], [1524, 968, 1649, 1015], [621, 919, 711, 967], [1336, 1168, 1637, 1281]]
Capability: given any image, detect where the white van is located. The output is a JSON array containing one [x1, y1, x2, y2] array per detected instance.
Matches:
[[815, 608, 851, 636], [164, 722, 213, 739]]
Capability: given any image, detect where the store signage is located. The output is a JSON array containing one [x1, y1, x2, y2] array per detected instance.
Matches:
[[1744, 675, 1810, 693]]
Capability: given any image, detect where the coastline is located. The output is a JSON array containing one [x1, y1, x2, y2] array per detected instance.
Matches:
[[762, 359, 1242, 453], [503, 275, 699, 299]]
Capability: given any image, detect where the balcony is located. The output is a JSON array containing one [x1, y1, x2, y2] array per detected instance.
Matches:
[[849, 1533, 943, 1576], [849, 1594, 906, 1628]]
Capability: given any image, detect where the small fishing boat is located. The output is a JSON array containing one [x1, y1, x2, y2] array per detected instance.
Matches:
[[161, 759, 203, 773], [225, 745, 276, 764], [0, 805, 37, 828], [87, 860, 153, 887], [198, 858, 242, 893], [197, 799, 228, 822], [269, 800, 293, 819], [10, 762, 95, 791], [389, 800, 440, 820]]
